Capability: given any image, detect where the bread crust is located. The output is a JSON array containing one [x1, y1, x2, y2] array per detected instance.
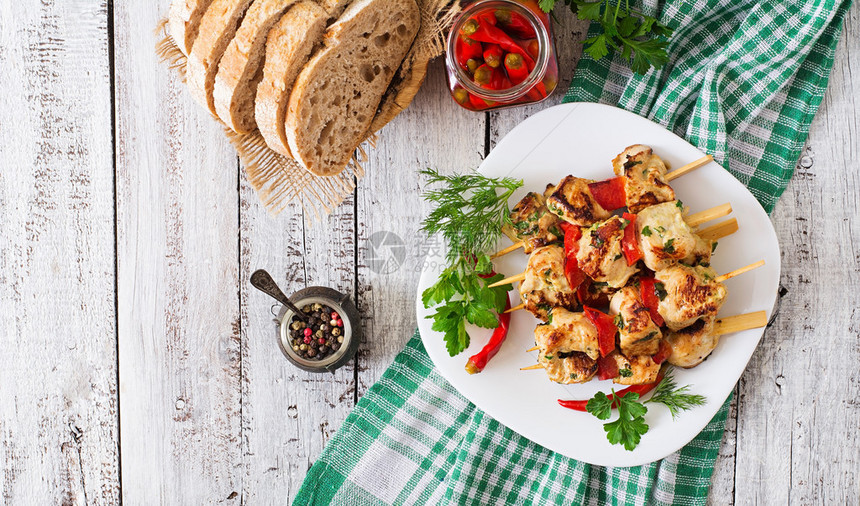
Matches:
[[255, 2, 329, 155], [187, 0, 255, 115], [214, 0, 299, 133], [169, 0, 216, 55], [285, 0, 420, 176]]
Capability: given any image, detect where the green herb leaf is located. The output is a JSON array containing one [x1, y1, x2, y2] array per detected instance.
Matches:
[[654, 282, 668, 301], [618, 368, 633, 378], [646, 370, 707, 419], [641, 225, 652, 237], [586, 392, 614, 420], [663, 238, 675, 253]]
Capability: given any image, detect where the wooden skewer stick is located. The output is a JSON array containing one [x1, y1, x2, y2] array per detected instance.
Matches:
[[665, 154, 713, 181], [714, 311, 768, 335], [526, 346, 539, 352], [520, 364, 544, 371], [505, 303, 525, 313], [686, 203, 732, 228], [697, 218, 738, 241], [715, 260, 765, 283], [491, 241, 525, 259], [488, 272, 526, 288]]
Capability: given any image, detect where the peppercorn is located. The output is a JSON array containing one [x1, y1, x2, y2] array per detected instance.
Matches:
[[332, 328, 340, 337], [337, 336, 344, 344]]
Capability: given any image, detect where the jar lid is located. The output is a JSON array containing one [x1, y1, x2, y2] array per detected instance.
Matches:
[[276, 286, 362, 373]]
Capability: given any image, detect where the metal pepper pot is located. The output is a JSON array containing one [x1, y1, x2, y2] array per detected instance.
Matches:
[[276, 286, 362, 373]]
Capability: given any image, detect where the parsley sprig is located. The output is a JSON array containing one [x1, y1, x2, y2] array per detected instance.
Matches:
[[585, 370, 707, 451], [420, 169, 522, 356], [539, 0, 673, 75]]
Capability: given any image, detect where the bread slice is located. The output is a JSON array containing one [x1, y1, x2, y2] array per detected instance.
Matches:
[[169, 0, 216, 55], [318, 0, 352, 17], [285, 0, 420, 176], [187, 0, 255, 115], [255, 2, 329, 156], [213, 0, 299, 133]]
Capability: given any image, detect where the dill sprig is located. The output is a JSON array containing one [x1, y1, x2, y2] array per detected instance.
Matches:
[[421, 169, 523, 263], [646, 370, 707, 419]]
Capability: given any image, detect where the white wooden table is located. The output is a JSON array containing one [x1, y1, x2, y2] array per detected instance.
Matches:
[[1, 1, 858, 504]]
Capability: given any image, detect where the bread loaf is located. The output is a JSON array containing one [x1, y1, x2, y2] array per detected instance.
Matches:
[[255, 2, 329, 156], [318, 0, 352, 17], [187, 0, 255, 115], [169, 0, 216, 55], [285, 0, 420, 176]]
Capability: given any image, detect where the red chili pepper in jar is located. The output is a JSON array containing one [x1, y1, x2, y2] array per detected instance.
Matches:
[[557, 374, 664, 412], [588, 176, 626, 211], [463, 18, 536, 70], [583, 306, 617, 357], [639, 276, 666, 327], [483, 43, 504, 68], [504, 52, 528, 85], [475, 9, 497, 27], [465, 298, 512, 374], [494, 8, 537, 39], [472, 64, 494, 86], [621, 212, 643, 266], [455, 36, 484, 72]]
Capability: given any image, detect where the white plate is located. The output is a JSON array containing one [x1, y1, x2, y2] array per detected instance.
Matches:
[[416, 103, 781, 467]]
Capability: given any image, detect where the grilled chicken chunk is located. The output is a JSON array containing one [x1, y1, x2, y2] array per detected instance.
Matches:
[[636, 201, 712, 271], [604, 351, 662, 385], [546, 176, 611, 226], [502, 191, 564, 253], [533, 308, 600, 360], [612, 145, 675, 213], [609, 286, 663, 356], [576, 216, 639, 288], [665, 316, 718, 368], [538, 351, 598, 384], [656, 264, 727, 331], [520, 245, 579, 321]]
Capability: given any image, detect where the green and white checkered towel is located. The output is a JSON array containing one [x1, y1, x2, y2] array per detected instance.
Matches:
[[295, 1, 850, 504]]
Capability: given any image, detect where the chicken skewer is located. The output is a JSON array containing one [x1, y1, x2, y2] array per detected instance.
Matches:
[[495, 152, 713, 258], [522, 310, 768, 372], [490, 202, 731, 287]]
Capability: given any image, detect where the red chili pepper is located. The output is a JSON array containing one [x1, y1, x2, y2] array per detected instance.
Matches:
[[465, 298, 512, 374], [526, 39, 539, 59], [495, 9, 537, 39], [596, 353, 619, 380], [463, 18, 536, 70], [475, 10, 497, 26], [588, 177, 626, 211], [467, 93, 493, 110], [639, 277, 665, 327], [483, 43, 503, 68], [621, 212, 643, 266], [557, 374, 664, 411], [455, 36, 483, 72], [583, 306, 616, 357], [473, 64, 494, 86], [503, 52, 528, 85], [652, 340, 672, 365]]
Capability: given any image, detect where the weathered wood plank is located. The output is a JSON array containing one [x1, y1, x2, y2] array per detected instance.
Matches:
[[238, 190, 358, 503], [0, 0, 119, 504], [733, 6, 860, 503], [114, 0, 243, 502], [355, 58, 488, 397]]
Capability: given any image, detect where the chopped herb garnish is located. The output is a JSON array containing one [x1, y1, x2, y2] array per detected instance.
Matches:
[[613, 253, 623, 261], [570, 373, 578, 379], [614, 313, 625, 330], [654, 282, 668, 301], [663, 238, 675, 254], [641, 225, 652, 237], [711, 241, 718, 253], [619, 368, 634, 378], [545, 355, 554, 360], [676, 200, 684, 209]]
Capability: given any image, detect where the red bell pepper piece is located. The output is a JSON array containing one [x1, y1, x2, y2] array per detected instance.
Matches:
[[465, 298, 511, 374], [596, 353, 619, 380], [561, 222, 581, 259], [463, 18, 536, 70], [621, 212, 643, 266], [495, 9, 537, 39], [559, 223, 586, 290], [587, 177, 626, 211], [455, 36, 483, 72], [483, 43, 503, 68], [652, 340, 672, 365], [557, 374, 664, 411], [583, 306, 616, 357], [639, 277, 665, 327]]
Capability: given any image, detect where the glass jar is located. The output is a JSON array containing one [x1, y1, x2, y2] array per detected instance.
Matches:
[[445, 0, 559, 111]]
